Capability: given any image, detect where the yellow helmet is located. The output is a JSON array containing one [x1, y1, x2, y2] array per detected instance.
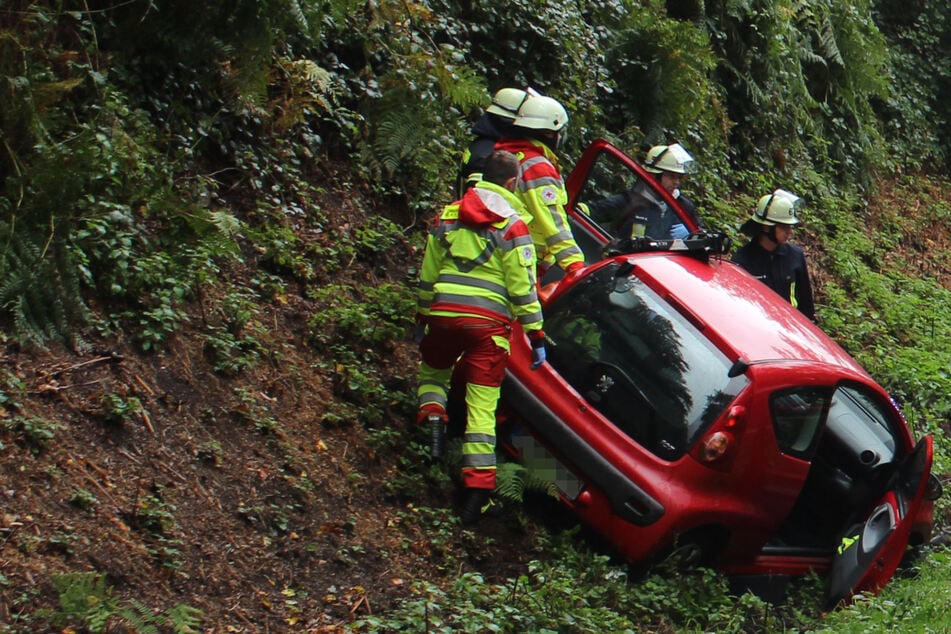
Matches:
[[751, 189, 802, 226], [644, 143, 697, 174], [486, 88, 530, 119]]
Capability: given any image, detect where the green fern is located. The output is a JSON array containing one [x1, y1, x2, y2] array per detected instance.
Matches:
[[287, 0, 309, 32], [50, 572, 203, 633], [494, 461, 560, 504], [0, 225, 88, 349], [50, 572, 120, 632]]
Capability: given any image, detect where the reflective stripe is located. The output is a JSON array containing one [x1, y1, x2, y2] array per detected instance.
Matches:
[[510, 293, 540, 307], [517, 309, 544, 326], [417, 386, 447, 401], [553, 245, 583, 263], [462, 452, 497, 468], [438, 273, 508, 297], [464, 433, 496, 444], [433, 292, 514, 320], [521, 174, 562, 190], [545, 230, 576, 246]]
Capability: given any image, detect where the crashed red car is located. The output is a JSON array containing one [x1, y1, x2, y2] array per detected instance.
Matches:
[[497, 140, 941, 606]]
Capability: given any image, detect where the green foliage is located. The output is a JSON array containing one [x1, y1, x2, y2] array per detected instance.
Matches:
[[69, 487, 100, 512], [493, 461, 560, 505], [202, 291, 264, 375], [699, 0, 891, 185], [1, 1, 949, 630], [1, 415, 59, 454], [232, 387, 280, 435], [600, 6, 727, 152], [49, 571, 202, 633], [308, 282, 416, 347], [872, 0, 951, 168], [815, 547, 951, 633], [353, 530, 800, 632], [98, 393, 144, 425]]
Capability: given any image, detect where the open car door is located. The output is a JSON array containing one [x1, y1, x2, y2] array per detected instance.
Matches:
[[564, 139, 701, 260], [824, 435, 935, 609]]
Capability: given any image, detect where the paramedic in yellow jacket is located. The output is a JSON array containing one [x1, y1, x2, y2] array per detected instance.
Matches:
[[416, 150, 546, 524], [495, 95, 585, 275]]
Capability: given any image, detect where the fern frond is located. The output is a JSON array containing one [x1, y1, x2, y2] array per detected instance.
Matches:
[[494, 462, 527, 503], [433, 62, 487, 110], [817, 18, 845, 68], [374, 107, 428, 175], [117, 599, 162, 634], [163, 603, 205, 633], [287, 0, 309, 32]]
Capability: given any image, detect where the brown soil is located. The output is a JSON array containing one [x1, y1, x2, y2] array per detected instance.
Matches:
[[1, 175, 948, 632], [0, 181, 547, 633]]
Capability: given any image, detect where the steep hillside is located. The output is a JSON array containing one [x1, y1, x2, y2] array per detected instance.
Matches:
[[1, 174, 949, 633]]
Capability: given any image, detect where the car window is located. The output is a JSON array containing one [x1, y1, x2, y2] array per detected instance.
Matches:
[[544, 263, 749, 460], [771, 383, 900, 470], [574, 151, 655, 239], [770, 387, 832, 458], [825, 384, 899, 469]]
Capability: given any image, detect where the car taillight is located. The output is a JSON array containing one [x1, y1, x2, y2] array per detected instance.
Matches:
[[696, 405, 745, 464], [700, 431, 731, 462]]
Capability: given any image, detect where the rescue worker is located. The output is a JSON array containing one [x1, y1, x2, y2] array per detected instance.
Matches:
[[732, 189, 817, 322], [495, 95, 585, 275], [457, 87, 534, 197], [614, 142, 703, 240], [416, 150, 546, 525]]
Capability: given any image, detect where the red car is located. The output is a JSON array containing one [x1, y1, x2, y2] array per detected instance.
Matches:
[[497, 140, 942, 607]]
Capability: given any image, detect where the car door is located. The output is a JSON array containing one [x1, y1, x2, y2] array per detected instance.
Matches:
[[824, 434, 935, 609], [565, 139, 701, 259]]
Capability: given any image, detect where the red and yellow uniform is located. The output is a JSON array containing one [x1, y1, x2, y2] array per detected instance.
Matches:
[[494, 137, 584, 273], [417, 180, 543, 490]]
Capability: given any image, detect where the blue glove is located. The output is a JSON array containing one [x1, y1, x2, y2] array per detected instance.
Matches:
[[530, 338, 547, 370], [414, 321, 427, 344], [669, 223, 689, 240]]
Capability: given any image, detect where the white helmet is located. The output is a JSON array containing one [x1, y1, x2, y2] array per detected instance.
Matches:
[[512, 95, 569, 132], [644, 143, 697, 175], [751, 189, 802, 226], [486, 87, 529, 119]]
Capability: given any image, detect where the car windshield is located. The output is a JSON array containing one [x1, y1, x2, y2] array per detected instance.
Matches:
[[544, 262, 749, 460]]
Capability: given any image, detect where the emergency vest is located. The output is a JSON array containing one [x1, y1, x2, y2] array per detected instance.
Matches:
[[418, 181, 543, 334], [493, 137, 584, 270]]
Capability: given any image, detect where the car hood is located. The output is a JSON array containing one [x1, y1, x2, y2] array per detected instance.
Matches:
[[595, 253, 869, 376]]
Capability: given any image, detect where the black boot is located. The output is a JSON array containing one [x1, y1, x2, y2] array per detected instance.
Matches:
[[459, 488, 495, 525], [428, 414, 446, 461]]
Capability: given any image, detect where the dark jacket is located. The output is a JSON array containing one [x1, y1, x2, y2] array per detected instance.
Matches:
[[732, 239, 816, 322], [612, 181, 702, 240], [457, 113, 513, 196]]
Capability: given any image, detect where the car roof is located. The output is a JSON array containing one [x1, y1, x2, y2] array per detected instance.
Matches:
[[618, 253, 871, 376]]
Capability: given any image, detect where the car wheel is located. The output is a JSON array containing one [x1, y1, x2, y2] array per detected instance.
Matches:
[[659, 528, 727, 570]]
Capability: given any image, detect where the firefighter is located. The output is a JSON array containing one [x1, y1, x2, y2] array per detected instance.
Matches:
[[614, 142, 703, 241], [457, 87, 535, 197], [732, 189, 817, 322], [495, 95, 585, 275], [416, 150, 546, 524]]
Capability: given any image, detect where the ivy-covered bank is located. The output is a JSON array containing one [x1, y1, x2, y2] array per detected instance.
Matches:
[[0, 1, 948, 631]]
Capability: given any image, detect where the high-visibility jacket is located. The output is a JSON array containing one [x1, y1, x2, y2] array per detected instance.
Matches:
[[418, 181, 543, 335], [494, 137, 584, 271]]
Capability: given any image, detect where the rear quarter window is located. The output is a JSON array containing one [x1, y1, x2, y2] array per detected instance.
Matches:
[[770, 387, 832, 458]]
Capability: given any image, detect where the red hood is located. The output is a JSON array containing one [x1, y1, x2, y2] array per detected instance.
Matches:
[[458, 186, 519, 228]]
